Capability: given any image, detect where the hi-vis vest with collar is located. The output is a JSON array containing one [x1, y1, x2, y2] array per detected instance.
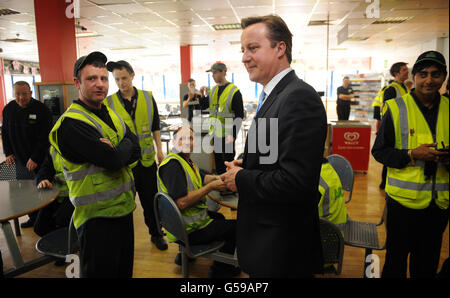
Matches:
[[318, 162, 347, 233], [49, 145, 69, 202], [381, 81, 410, 116], [104, 90, 155, 168], [208, 83, 239, 138], [383, 93, 449, 210], [49, 103, 136, 229], [372, 85, 389, 108], [157, 151, 212, 242]]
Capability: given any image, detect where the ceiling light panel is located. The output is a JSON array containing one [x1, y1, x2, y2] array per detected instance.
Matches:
[[98, 3, 143, 15]]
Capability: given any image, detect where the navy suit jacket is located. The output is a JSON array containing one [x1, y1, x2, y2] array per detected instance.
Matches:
[[235, 70, 327, 277]]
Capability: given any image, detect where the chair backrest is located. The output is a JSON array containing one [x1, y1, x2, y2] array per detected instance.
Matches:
[[326, 154, 354, 203], [154, 192, 189, 247], [319, 217, 344, 274], [0, 161, 35, 180]]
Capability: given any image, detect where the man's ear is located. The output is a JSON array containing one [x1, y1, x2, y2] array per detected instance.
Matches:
[[276, 41, 286, 59], [74, 77, 81, 90]]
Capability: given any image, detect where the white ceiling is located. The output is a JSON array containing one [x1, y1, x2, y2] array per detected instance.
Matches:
[[0, 0, 448, 74]]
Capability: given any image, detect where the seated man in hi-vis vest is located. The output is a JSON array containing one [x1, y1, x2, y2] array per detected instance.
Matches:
[[33, 147, 74, 238], [49, 51, 141, 278], [157, 126, 241, 278], [104, 60, 167, 251], [372, 50, 449, 278], [318, 158, 347, 234]]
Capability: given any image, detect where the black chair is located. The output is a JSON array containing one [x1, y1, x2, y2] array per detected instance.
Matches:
[[319, 218, 344, 275], [35, 216, 79, 263], [344, 204, 387, 277], [0, 161, 35, 181], [0, 161, 35, 236], [154, 192, 238, 277], [327, 154, 354, 204]]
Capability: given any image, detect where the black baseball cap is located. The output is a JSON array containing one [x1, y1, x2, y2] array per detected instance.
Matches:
[[413, 51, 446, 68], [73, 51, 107, 78], [412, 50, 447, 75], [206, 62, 227, 73], [106, 60, 135, 74]]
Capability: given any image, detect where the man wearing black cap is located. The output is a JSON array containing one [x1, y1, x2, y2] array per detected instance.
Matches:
[[49, 51, 141, 277], [372, 50, 449, 278], [200, 62, 244, 174], [104, 60, 167, 250]]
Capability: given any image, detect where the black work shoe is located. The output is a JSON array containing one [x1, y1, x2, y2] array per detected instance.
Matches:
[[151, 235, 168, 250], [20, 219, 35, 228], [174, 253, 196, 266], [208, 263, 241, 278]]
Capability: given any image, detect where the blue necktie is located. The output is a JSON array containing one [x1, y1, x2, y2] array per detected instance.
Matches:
[[256, 91, 266, 114]]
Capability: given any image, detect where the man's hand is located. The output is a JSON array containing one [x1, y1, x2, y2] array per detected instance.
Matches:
[[438, 146, 449, 165], [221, 162, 243, 192], [157, 151, 165, 165], [37, 179, 53, 189], [26, 158, 37, 172], [99, 138, 114, 148], [225, 159, 242, 171], [208, 179, 228, 192], [225, 135, 235, 144], [411, 143, 448, 162], [200, 86, 209, 96], [5, 154, 15, 165]]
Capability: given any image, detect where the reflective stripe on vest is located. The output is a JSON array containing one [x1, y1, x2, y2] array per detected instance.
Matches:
[[70, 180, 134, 207], [319, 176, 331, 218], [387, 177, 449, 192]]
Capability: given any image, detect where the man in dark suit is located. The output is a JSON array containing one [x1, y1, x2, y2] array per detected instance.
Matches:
[[221, 15, 327, 277]]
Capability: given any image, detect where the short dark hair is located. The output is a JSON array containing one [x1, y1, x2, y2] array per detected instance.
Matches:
[[390, 62, 408, 77], [412, 60, 448, 77], [76, 60, 106, 81], [13, 81, 31, 90], [188, 78, 195, 83], [241, 15, 293, 64], [107, 60, 134, 75]]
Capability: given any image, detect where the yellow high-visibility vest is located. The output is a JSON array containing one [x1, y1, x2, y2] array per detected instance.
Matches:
[[384, 93, 449, 210], [49, 103, 136, 228]]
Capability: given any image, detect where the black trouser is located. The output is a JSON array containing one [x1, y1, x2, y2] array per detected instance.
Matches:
[[34, 197, 74, 237], [382, 195, 448, 278], [189, 211, 236, 254], [337, 103, 351, 120], [381, 165, 387, 185], [132, 162, 162, 237], [189, 211, 236, 269], [213, 137, 236, 175], [77, 213, 134, 278]]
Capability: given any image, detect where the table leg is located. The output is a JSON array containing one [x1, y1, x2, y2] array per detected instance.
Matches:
[[14, 218, 21, 236], [1, 221, 24, 268]]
